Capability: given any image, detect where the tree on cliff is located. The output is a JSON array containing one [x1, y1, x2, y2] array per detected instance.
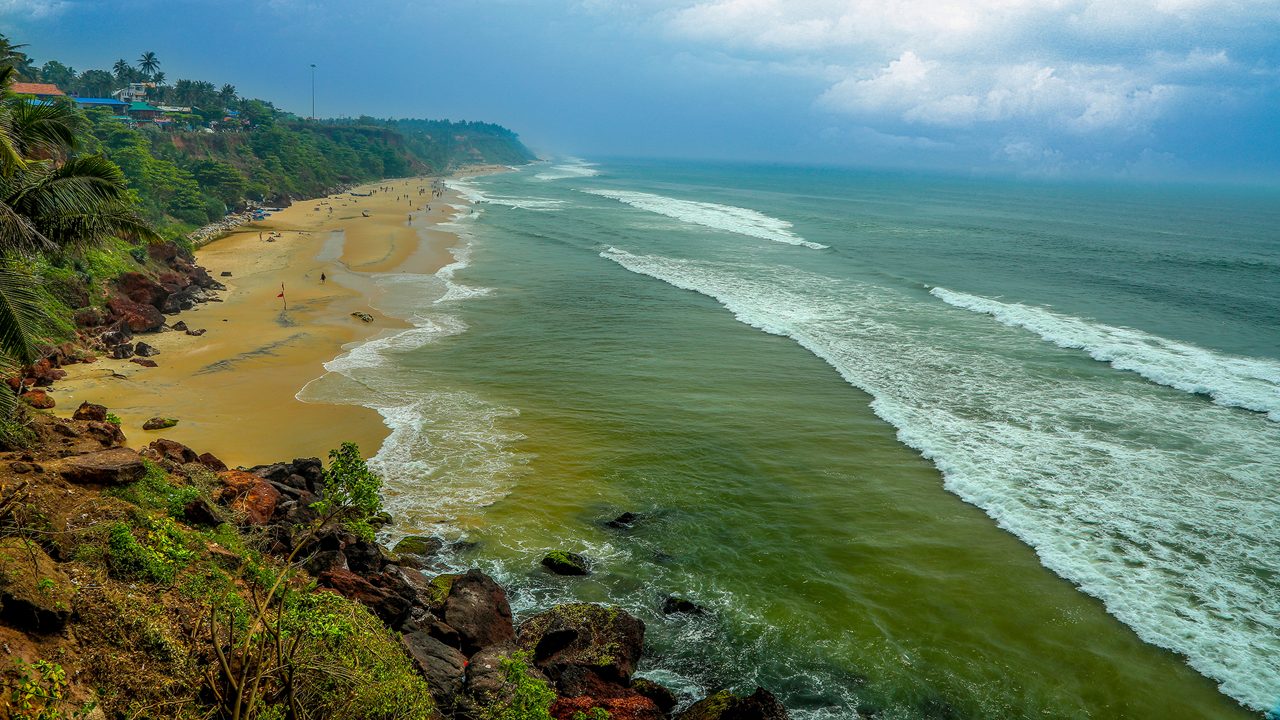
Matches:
[[0, 67, 156, 414]]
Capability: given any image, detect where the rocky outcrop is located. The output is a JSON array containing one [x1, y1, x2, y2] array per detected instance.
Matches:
[[20, 390, 55, 409], [517, 603, 645, 695], [401, 631, 468, 710]]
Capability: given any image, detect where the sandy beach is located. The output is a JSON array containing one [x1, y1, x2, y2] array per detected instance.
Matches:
[[53, 172, 491, 467]]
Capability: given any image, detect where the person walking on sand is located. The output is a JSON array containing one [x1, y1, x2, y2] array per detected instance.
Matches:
[[321, 272, 326, 284]]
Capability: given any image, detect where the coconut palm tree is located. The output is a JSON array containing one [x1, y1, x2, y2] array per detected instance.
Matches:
[[112, 58, 132, 82], [0, 67, 156, 414], [219, 83, 236, 107], [0, 34, 33, 78], [137, 51, 160, 78]]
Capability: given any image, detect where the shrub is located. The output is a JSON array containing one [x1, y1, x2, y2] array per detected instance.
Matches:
[[483, 651, 556, 720], [4, 658, 96, 719], [105, 516, 193, 584]]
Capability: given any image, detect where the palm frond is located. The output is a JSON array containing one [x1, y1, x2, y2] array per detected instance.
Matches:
[[0, 255, 52, 364], [5, 98, 81, 161]]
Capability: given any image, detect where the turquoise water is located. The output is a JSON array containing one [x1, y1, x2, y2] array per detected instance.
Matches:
[[303, 160, 1280, 719]]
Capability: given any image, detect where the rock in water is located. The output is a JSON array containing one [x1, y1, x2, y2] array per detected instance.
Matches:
[[662, 596, 707, 615], [606, 511, 641, 529], [541, 550, 591, 576], [72, 401, 107, 422], [393, 535, 444, 558], [677, 688, 790, 720], [143, 417, 178, 430]]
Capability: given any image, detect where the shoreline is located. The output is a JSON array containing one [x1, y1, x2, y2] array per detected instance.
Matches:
[[53, 169, 501, 467]]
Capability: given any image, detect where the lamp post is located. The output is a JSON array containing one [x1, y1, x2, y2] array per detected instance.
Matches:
[[309, 63, 316, 120]]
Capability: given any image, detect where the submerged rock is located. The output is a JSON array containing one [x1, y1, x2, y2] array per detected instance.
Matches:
[[541, 550, 590, 576], [662, 596, 707, 615], [394, 534, 444, 558], [606, 511, 641, 529], [142, 417, 178, 430]]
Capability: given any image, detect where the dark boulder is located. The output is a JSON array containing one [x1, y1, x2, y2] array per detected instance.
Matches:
[[134, 342, 160, 357], [183, 497, 224, 527], [302, 550, 347, 576], [542, 551, 590, 576], [633, 678, 679, 713], [317, 568, 411, 626], [516, 602, 645, 694], [198, 452, 228, 472], [343, 539, 384, 574], [145, 438, 199, 465], [442, 569, 515, 655], [110, 343, 135, 360], [130, 358, 158, 368], [171, 320, 188, 332], [401, 630, 468, 710], [72, 401, 107, 422], [142, 417, 178, 430], [677, 688, 790, 720]]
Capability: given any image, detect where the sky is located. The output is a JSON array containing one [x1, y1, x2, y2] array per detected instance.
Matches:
[[4, 0, 1279, 182]]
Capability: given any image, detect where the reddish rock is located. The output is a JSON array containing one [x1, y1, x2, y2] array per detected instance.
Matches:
[[106, 296, 165, 333], [130, 357, 158, 368], [73, 306, 107, 328], [552, 695, 664, 720], [147, 438, 199, 465], [20, 390, 55, 409], [442, 569, 516, 655], [72, 401, 108, 422], [83, 420, 126, 447], [58, 447, 146, 485], [117, 271, 170, 309], [317, 569, 410, 625], [216, 469, 282, 525], [26, 359, 66, 386], [198, 452, 228, 472]]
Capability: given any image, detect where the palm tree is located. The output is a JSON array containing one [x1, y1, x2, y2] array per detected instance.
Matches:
[[137, 51, 160, 78], [0, 34, 33, 78], [151, 71, 166, 87], [219, 83, 236, 107], [112, 59, 132, 82], [0, 67, 157, 413]]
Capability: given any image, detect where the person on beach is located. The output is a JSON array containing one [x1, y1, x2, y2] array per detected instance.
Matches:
[[321, 273, 326, 284]]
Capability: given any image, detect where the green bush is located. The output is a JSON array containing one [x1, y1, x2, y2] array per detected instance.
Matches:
[[483, 650, 556, 720], [106, 460, 199, 518], [5, 658, 96, 720], [105, 516, 193, 584]]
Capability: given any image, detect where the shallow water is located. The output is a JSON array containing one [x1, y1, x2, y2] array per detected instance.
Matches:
[[304, 160, 1279, 719]]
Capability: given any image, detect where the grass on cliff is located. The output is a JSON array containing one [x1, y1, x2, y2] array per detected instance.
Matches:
[[7, 443, 435, 720]]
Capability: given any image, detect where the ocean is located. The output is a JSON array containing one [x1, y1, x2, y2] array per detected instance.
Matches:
[[300, 159, 1280, 719]]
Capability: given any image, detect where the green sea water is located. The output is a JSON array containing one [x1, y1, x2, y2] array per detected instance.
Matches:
[[302, 160, 1279, 719]]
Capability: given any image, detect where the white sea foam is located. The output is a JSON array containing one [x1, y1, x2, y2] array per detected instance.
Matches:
[[534, 159, 601, 180], [600, 246, 1280, 713], [583, 189, 827, 249], [444, 178, 564, 211], [931, 287, 1280, 422]]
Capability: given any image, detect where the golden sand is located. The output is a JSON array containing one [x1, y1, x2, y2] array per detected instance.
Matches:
[[54, 174, 479, 467]]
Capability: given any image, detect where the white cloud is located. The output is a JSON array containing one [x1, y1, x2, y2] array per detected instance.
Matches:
[[0, 0, 70, 18]]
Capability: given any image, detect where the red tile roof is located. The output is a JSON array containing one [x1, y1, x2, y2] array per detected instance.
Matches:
[[10, 82, 65, 96]]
